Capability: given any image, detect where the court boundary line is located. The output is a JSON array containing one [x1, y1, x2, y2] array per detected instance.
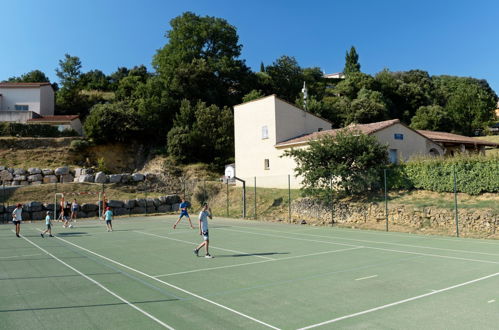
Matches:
[[298, 271, 499, 329], [218, 227, 499, 265], [16, 232, 174, 330], [153, 247, 363, 278], [52, 234, 281, 330], [254, 227, 499, 257], [135, 230, 275, 260]]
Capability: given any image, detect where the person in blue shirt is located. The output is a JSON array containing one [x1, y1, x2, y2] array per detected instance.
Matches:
[[173, 198, 194, 229], [40, 211, 54, 238], [102, 207, 113, 232]]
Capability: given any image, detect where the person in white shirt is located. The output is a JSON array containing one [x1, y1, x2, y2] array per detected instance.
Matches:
[[12, 203, 23, 238], [193, 203, 213, 258], [41, 211, 54, 238]]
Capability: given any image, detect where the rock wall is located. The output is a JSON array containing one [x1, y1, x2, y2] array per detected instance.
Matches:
[[291, 198, 499, 237], [0, 166, 151, 186], [0, 195, 181, 221]]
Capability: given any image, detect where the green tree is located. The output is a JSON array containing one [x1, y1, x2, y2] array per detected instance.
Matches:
[[347, 88, 388, 124], [7, 70, 50, 83], [445, 82, 496, 135], [153, 12, 252, 107], [167, 100, 233, 165], [56, 54, 82, 90], [84, 102, 141, 143], [283, 129, 388, 196], [333, 72, 377, 100], [266, 55, 304, 102], [242, 89, 265, 103], [410, 105, 449, 131], [343, 46, 361, 75], [79, 70, 110, 91]]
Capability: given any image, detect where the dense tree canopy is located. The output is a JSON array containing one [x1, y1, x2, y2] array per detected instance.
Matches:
[[153, 12, 253, 107]]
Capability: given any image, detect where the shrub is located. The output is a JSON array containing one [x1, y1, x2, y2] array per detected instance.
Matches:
[[387, 154, 499, 195], [193, 182, 221, 205], [69, 139, 91, 152]]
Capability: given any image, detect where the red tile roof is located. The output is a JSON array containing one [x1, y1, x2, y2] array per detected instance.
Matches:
[[417, 130, 499, 147], [275, 119, 400, 147], [28, 115, 79, 123], [0, 82, 52, 88]]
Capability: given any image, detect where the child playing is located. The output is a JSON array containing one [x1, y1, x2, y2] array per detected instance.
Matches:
[[103, 207, 113, 232], [12, 203, 23, 238], [173, 198, 194, 229], [193, 203, 213, 258], [41, 211, 54, 238], [70, 199, 79, 222]]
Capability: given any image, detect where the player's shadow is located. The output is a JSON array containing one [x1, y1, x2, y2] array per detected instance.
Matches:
[[217, 252, 290, 258], [56, 232, 88, 237]]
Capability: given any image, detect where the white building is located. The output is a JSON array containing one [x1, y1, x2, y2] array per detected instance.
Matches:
[[234, 95, 447, 188], [0, 82, 55, 121]]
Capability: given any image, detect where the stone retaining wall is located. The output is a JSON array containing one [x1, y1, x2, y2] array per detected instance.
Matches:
[[0, 166, 151, 186], [0, 195, 182, 221], [291, 198, 499, 236]]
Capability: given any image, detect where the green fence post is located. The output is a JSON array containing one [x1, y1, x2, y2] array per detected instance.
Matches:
[[288, 174, 291, 223], [330, 176, 334, 226], [254, 177, 257, 220], [145, 182, 148, 215], [384, 169, 389, 232], [453, 166, 459, 237]]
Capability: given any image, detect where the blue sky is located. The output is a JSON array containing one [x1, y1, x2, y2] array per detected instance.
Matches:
[[2, 0, 499, 93]]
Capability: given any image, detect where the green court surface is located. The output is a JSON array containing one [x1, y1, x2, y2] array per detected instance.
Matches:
[[1, 215, 499, 329]]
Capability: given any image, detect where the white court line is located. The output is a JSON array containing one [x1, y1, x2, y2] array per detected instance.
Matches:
[[219, 228, 363, 249], [298, 271, 499, 329], [154, 247, 363, 278], [0, 253, 42, 259], [355, 275, 378, 281], [54, 235, 280, 330], [135, 231, 275, 260], [16, 232, 174, 330], [219, 227, 499, 265], [488, 299, 495, 303], [230, 226, 499, 257]]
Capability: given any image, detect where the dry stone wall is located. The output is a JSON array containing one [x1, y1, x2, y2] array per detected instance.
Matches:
[[0, 195, 181, 222], [291, 198, 499, 237], [0, 166, 150, 186]]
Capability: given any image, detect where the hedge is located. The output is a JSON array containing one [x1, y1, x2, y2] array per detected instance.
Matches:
[[0, 123, 78, 137], [387, 155, 499, 195]]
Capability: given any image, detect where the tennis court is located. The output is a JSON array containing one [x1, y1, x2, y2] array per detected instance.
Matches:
[[1, 215, 499, 329]]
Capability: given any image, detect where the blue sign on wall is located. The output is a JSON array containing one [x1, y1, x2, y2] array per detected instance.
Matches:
[[394, 133, 404, 140]]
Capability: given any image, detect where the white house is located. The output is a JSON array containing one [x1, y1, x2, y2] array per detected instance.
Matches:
[[27, 115, 83, 135], [0, 82, 55, 122], [234, 95, 449, 188]]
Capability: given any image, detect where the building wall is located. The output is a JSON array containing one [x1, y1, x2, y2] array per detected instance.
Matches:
[[0, 87, 41, 114], [39, 85, 55, 116], [234, 95, 330, 188], [372, 123, 444, 161], [274, 98, 332, 143], [70, 119, 83, 135], [0, 111, 36, 123]]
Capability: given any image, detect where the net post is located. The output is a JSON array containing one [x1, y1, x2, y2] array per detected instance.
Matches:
[[288, 174, 291, 223], [254, 177, 257, 220], [226, 180, 229, 217]]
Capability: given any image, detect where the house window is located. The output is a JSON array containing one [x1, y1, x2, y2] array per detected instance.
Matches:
[[394, 133, 404, 140], [264, 159, 270, 170], [389, 149, 398, 164], [15, 105, 29, 111], [262, 126, 269, 139]]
